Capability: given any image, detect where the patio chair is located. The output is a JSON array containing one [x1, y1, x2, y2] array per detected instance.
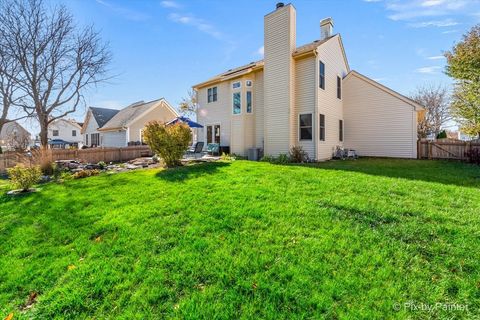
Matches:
[[207, 143, 220, 156], [186, 141, 204, 159]]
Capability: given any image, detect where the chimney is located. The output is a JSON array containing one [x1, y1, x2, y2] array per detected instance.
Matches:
[[320, 17, 334, 40], [263, 3, 296, 155]]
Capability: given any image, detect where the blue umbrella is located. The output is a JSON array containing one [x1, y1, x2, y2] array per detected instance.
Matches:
[[167, 116, 203, 128]]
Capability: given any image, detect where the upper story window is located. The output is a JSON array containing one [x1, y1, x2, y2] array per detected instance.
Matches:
[[299, 114, 313, 140], [319, 61, 325, 90], [246, 80, 253, 87], [207, 87, 217, 103], [53, 130, 59, 137], [246, 91, 253, 113], [233, 92, 241, 114], [319, 114, 325, 141], [72, 130, 77, 137], [232, 81, 241, 89], [337, 76, 342, 99]]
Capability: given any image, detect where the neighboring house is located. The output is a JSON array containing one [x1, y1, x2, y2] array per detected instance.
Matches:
[[0, 121, 31, 151], [48, 118, 84, 148], [193, 3, 424, 160], [82, 98, 179, 147]]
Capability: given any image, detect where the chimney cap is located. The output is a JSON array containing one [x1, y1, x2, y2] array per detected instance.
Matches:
[[320, 17, 334, 27], [276, 2, 285, 9]]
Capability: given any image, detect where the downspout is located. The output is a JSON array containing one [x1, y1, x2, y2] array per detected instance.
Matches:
[[313, 49, 318, 161]]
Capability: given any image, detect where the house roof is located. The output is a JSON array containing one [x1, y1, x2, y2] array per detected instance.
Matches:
[[97, 98, 179, 131], [192, 35, 346, 89], [90, 107, 120, 128], [344, 71, 425, 111]]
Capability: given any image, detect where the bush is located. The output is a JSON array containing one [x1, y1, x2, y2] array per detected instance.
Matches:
[[143, 121, 192, 167], [72, 169, 100, 179], [289, 146, 309, 163], [221, 153, 235, 161], [97, 161, 106, 170], [260, 155, 276, 163], [7, 165, 41, 191], [437, 130, 447, 139]]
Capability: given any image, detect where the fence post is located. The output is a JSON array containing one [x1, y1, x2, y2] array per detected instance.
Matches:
[[417, 140, 420, 159]]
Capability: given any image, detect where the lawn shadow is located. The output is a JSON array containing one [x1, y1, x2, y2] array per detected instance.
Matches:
[[155, 161, 231, 182], [289, 158, 480, 188]]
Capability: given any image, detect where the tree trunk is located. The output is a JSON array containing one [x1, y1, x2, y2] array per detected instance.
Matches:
[[39, 117, 49, 148]]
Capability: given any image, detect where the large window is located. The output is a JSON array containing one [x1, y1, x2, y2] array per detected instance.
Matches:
[[337, 76, 342, 99], [53, 130, 59, 137], [233, 92, 241, 114], [319, 114, 325, 141], [72, 130, 77, 137], [206, 125, 221, 144], [299, 114, 313, 140], [339, 119, 343, 142], [319, 61, 325, 90], [246, 91, 252, 113], [91, 133, 100, 146], [207, 87, 217, 103]]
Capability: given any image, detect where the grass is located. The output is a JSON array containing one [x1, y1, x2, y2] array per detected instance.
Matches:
[[0, 158, 479, 319]]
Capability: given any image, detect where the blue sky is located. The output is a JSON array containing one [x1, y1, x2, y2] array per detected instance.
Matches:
[[23, 0, 480, 132]]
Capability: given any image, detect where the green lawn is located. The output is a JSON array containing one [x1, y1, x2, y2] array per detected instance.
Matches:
[[1, 159, 479, 319]]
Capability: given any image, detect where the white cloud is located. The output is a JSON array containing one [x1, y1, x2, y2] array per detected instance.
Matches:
[[408, 18, 459, 27], [95, 0, 150, 21], [161, 1, 181, 9], [442, 29, 459, 34], [383, 0, 476, 21], [415, 66, 442, 74], [427, 55, 445, 60], [363, 0, 382, 2], [169, 13, 222, 39], [257, 46, 264, 56]]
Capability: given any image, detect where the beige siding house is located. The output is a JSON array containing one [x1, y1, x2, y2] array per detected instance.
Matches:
[[81, 98, 178, 147], [193, 3, 423, 160]]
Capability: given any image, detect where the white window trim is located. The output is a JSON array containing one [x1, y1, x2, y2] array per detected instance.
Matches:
[[319, 114, 326, 143], [246, 90, 253, 114], [205, 122, 221, 145], [337, 75, 342, 100], [232, 92, 242, 116], [299, 113, 313, 141], [245, 80, 253, 87], [232, 81, 241, 89], [207, 86, 217, 103]]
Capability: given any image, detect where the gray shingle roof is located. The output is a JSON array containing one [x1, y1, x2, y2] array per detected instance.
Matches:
[[99, 99, 163, 130], [90, 107, 120, 128]]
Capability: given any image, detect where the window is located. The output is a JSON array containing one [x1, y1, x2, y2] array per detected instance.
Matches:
[[53, 130, 59, 137], [233, 92, 241, 114], [319, 114, 325, 141], [299, 114, 313, 140], [91, 133, 100, 146], [246, 80, 253, 87], [207, 87, 217, 103], [337, 76, 342, 99], [246, 91, 252, 113], [232, 82, 241, 89], [86, 134, 88, 145], [339, 119, 343, 142], [319, 61, 325, 90], [206, 125, 221, 144], [72, 130, 77, 137]]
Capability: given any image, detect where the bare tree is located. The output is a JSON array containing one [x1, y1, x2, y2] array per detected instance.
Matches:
[[178, 89, 198, 117], [0, 0, 111, 147], [0, 12, 29, 138], [411, 84, 451, 138]]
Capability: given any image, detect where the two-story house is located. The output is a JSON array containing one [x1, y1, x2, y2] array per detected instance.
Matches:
[[193, 3, 424, 160], [48, 118, 83, 148]]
